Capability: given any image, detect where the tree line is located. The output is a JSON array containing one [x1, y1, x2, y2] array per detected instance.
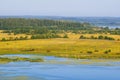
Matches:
[[0, 18, 120, 35], [0, 18, 94, 34], [1, 34, 69, 41], [79, 35, 115, 40]]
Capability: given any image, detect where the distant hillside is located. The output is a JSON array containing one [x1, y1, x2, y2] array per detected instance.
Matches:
[[0, 18, 96, 34], [0, 16, 120, 28], [0, 18, 120, 35]]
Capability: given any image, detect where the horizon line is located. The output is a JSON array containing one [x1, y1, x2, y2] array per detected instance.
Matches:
[[0, 15, 120, 18]]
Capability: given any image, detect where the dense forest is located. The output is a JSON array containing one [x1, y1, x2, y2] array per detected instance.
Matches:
[[0, 18, 120, 35], [0, 18, 93, 34]]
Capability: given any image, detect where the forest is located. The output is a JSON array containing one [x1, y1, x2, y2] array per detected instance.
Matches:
[[0, 18, 120, 35]]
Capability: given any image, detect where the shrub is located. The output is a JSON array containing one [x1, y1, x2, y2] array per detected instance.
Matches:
[[104, 50, 111, 54], [94, 50, 99, 52], [63, 34, 69, 38], [116, 53, 120, 55], [117, 39, 120, 41], [1, 38, 7, 41], [87, 51, 93, 54], [79, 35, 86, 39], [98, 35, 104, 39], [104, 51, 109, 54], [91, 36, 96, 39], [108, 49, 111, 52], [14, 37, 18, 40], [46, 50, 51, 53]]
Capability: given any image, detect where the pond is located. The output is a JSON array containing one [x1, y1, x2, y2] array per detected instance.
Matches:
[[0, 54, 120, 80]]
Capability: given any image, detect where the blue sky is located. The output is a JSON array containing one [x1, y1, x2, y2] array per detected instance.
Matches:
[[0, 0, 120, 17]]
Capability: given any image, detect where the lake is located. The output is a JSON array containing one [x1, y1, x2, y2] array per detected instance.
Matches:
[[0, 54, 120, 80]]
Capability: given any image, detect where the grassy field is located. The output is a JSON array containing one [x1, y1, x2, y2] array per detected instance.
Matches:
[[0, 30, 120, 59], [0, 30, 31, 40], [0, 30, 120, 40], [0, 38, 120, 59], [67, 33, 120, 40]]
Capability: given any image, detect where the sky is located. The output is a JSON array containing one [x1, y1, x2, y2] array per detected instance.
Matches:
[[0, 0, 120, 17]]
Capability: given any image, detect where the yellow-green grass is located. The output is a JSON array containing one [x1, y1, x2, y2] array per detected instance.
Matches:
[[0, 30, 120, 59], [1, 29, 119, 41], [66, 33, 120, 40], [0, 38, 120, 59], [0, 30, 31, 40]]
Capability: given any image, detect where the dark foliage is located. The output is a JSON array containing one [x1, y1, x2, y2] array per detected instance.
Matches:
[[0, 18, 119, 35], [0, 18, 94, 34]]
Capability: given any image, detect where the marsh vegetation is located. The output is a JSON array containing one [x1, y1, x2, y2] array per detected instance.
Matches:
[[0, 55, 43, 64]]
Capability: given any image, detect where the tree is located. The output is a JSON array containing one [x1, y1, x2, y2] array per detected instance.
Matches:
[[79, 35, 86, 39], [19, 36, 24, 40], [1, 38, 7, 41], [98, 35, 104, 39], [63, 34, 69, 38]]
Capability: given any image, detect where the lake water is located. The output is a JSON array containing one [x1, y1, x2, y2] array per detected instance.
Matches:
[[0, 54, 120, 80]]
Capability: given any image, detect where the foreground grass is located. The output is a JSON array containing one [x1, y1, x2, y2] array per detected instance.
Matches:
[[0, 38, 120, 59]]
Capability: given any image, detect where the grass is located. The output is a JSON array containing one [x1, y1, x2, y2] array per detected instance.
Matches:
[[67, 33, 120, 40], [0, 38, 120, 59], [0, 30, 31, 40], [0, 31, 120, 59]]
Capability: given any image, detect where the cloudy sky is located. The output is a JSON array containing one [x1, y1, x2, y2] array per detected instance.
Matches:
[[0, 0, 120, 17]]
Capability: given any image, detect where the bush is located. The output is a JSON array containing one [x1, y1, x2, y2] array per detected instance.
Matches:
[[117, 39, 120, 41], [94, 50, 99, 52], [108, 49, 111, 52], [79, 35, 86, 39], [104, 50, 111, 54], [46, 50, 51, 53], [1, 38, 7, 41], [98, 35, 104, 39], [87, 51, 93, 54], [31, 34, 61, 39], [91, 36, 95, 39], [104, 51, 109, 54], [63, 34, 69, 38], [104, 36, 115, 40]]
